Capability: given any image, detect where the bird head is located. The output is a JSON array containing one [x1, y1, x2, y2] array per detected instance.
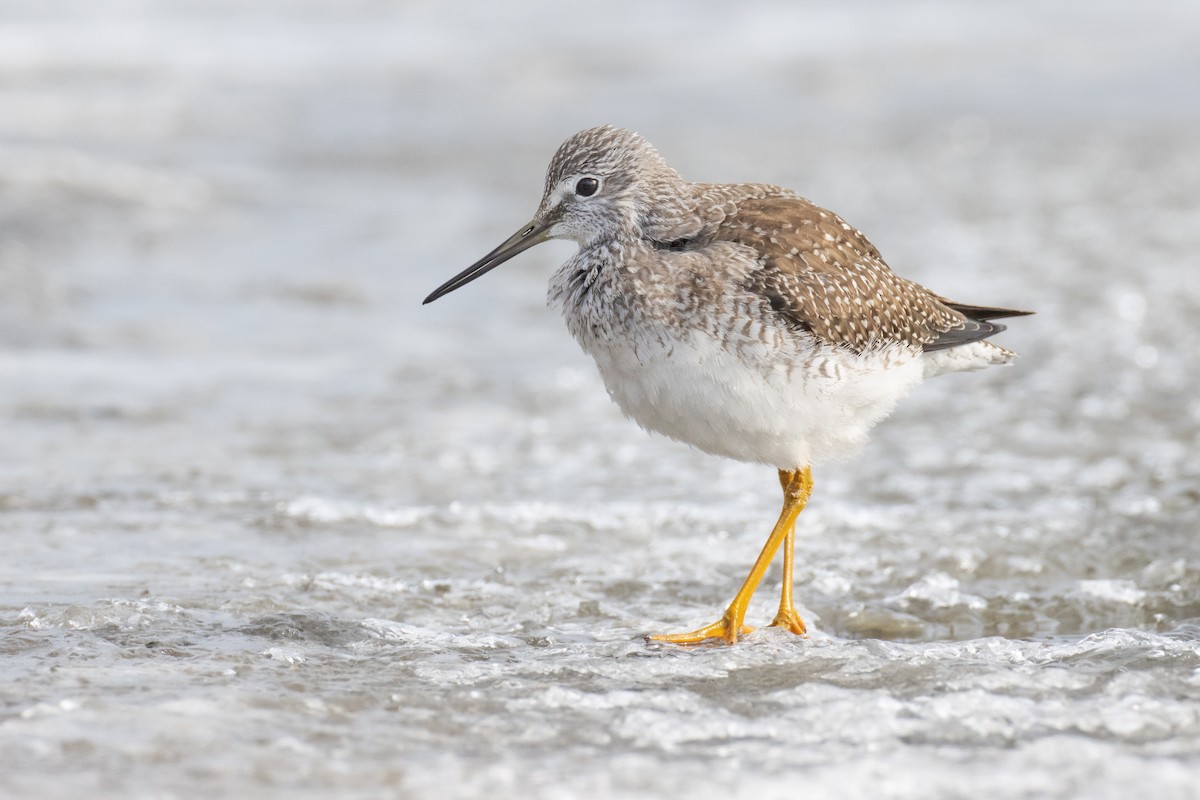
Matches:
[[423, 126, 687, 304]]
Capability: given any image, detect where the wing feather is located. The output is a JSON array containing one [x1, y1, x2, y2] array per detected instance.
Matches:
[[716, 195, 1029, 352]]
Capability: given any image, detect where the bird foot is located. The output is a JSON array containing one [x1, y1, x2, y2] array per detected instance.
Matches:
[[768, 607, 807, 636], [647, 614, 755, 646]]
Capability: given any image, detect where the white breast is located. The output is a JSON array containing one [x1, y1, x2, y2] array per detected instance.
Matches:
[[582, 325, 926, 470]]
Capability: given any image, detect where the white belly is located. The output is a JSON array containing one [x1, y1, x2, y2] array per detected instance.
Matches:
[[584, 329, 926, 470]]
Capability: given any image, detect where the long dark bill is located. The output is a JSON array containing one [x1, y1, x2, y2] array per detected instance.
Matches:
[[423, 220, 553, 304]]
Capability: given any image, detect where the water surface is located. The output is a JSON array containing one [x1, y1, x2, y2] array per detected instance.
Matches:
[[3, 2, 1200, 798]]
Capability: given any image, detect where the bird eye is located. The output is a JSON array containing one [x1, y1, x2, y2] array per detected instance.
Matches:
[[575, 177, 599, 197]]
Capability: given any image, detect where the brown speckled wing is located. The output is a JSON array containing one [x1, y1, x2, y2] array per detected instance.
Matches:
[[723, 195, 1002, 352]]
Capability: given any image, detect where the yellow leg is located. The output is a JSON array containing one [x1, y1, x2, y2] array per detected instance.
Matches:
[[769, 469, 812, 634], [649, 466, 813, 645]]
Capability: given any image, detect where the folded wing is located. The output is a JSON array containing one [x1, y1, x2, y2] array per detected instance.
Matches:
[[723, 196, 1030, 352]]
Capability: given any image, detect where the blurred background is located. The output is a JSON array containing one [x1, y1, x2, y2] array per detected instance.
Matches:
[[2, 1, 1200, 799]]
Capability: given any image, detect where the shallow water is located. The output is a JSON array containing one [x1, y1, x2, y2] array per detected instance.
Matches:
[[3, 2, 1200, 798]]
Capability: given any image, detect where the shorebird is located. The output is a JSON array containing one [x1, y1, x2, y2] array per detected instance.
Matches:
[[424, 125, 1030, 645]]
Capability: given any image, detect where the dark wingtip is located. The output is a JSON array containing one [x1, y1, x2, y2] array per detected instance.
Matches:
[[923, 319, 1006, 352], [943, 301, 1034, 321], [922, 301, 1032, 352]]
